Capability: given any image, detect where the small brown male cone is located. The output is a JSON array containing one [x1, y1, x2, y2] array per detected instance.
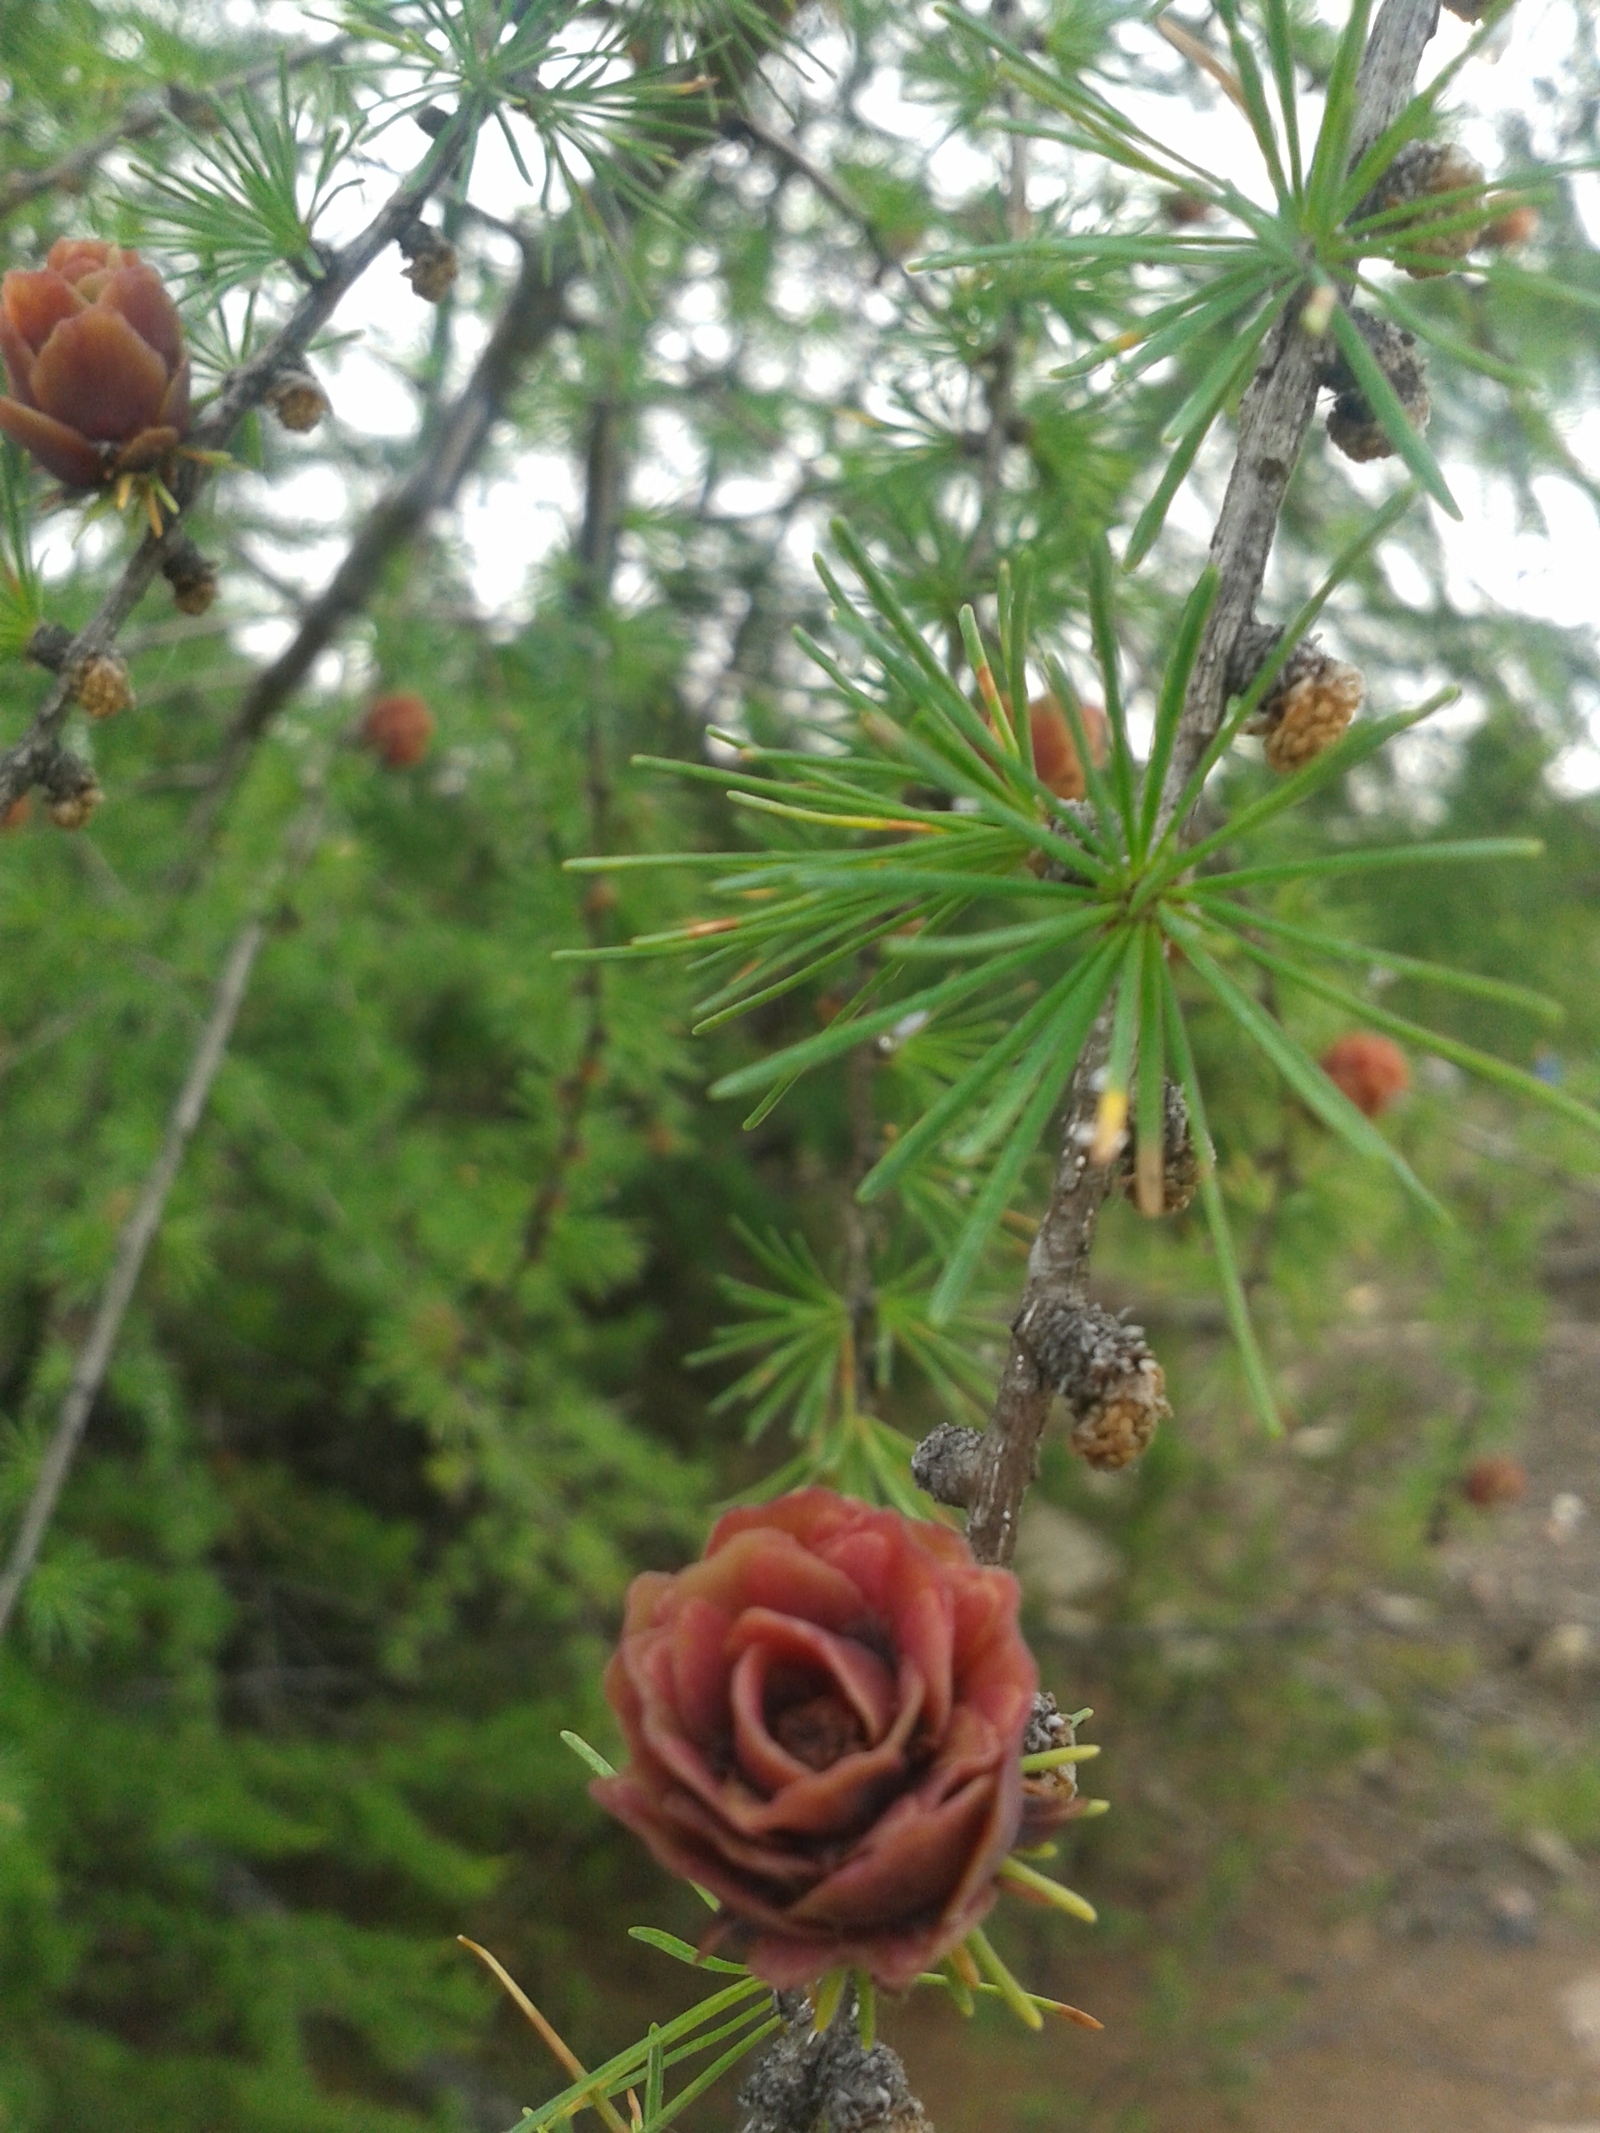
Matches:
[[1026, 695, 1108, 802], [162, 538, 218, 616], [1018, 1294, 1171, 1471], [1318, 310, 1431, 464], [264, 367, 330, 434], [1120, 1080, 1200, 1215], [1367, 139, 1487, 278], [45, 756, 103, 829], [399, 225, 459, 305], [71, 651, 134, 720], [1232, 624, 1366, 773]]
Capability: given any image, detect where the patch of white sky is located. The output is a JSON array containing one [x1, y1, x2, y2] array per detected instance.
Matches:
[[117, 0, 1598, 785]]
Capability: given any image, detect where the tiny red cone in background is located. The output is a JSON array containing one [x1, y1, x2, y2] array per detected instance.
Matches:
[[1320, 1032, 1409, 1118], [1, 795, 31, 832], [0, 238, 190, 487], [1463, 1456, 1527, 1508], [361, 692, 435, 769]]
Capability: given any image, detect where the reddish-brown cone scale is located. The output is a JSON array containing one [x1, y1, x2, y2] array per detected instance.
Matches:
[[0, 238, 190, 488]]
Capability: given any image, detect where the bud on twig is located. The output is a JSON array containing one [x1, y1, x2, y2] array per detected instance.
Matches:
[[398, 222, 459, 304], [1320, 1032, 1409, 1118], [25, 621, 75, 674], [43, 752, 102, 830], [161, 538, 219, 615], [1120, 1080, 1200, 1215], [263, 366, 331, 434], [910, 1421, 984, 1509], [1160, 190, 1211, 227], [1317, 309, 1430, 464]]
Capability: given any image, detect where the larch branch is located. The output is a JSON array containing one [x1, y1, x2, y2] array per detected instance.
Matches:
[[951, 0, 1444, 1567]]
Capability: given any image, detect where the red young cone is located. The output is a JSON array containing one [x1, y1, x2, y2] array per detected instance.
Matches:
[[361, 692, 435, 769], [1320, 1032, 1409, 1118], [1026, 695, 1108, 802], [0, 237, 189, 487]]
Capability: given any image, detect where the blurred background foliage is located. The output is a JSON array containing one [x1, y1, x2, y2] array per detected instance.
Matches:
[[1, 0, 1599, 2128]]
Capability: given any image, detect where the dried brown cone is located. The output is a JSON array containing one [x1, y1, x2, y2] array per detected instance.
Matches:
[[1019, 1295, 1171, 1472], [1318, 310, 1430, 462], [264, 366, 330, 434], [1232, 625, 1366, 772], [69, 650, 134, 720], [161, 537, 218, 616], [1069, 1364, 1167, 1471], [44, 753, 102, 829], [399, 224, 459, 304], [25, 624, 134, 719], [1367, 139, 1487, 277]]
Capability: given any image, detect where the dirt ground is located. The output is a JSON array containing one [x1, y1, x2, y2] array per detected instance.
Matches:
[[880, 1276, 1600, 2130]]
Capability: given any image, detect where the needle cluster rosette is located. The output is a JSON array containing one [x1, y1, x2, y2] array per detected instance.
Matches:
[[0, 238, 190, 488], [593, 1488, 1038, 1990]]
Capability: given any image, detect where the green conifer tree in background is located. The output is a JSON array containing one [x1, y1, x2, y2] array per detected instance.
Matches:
[[0, 1, 1598, 2128]]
